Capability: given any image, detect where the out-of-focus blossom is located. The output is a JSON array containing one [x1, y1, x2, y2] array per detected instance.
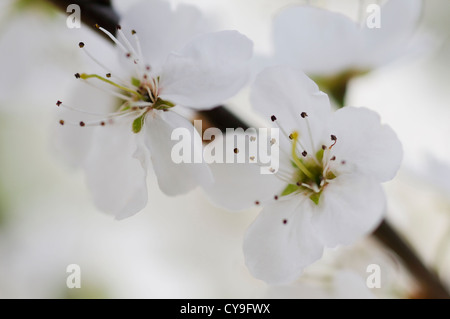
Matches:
[[55, 0, 253, 219], [272, 0, 423, 77], [206, 66, 402, 284]]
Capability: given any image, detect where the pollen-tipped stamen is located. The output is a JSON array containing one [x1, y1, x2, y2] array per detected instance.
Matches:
[[79, 73, 145, 100], [290, 131, 314, 179]]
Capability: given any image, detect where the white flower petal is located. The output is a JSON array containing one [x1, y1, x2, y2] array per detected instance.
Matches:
[[250, 66, 331, 154], [360, 0, 423, 68], [311, 174, 385, 247], [143, 110, 213, 196], [159, 30, 253, 109], [83, 122, 148, 220], [119, 0, 206, 71], [202, 132, 287, 210], [329, 107, 403, 182], [273, 6, 361, 76], [244, 198, 323, 285]]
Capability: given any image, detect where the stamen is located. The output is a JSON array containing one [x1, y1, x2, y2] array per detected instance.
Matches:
[[56, 101, 133, 117], [282, 219, 288, 225], [79, 73, 144, 99], [116, 26, 140, 63], [255, 201, 260, 205], [96, 25, 130, 56], [274, 195, 279, 200], [59, 120, 64, 125], [330, 135, 337, 148], [290, 131, 314, 179], [302, 112, 317, 157], [132, 30, 145, 66], [80, 79, 133, 101], [78, 43, 120, 79]]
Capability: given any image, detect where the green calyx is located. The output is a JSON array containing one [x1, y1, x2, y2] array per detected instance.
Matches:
[[131, 98, 175, 134], [281, 131, 336, 205]]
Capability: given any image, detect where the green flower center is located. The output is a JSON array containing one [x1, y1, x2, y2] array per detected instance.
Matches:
[[280, 131, 337, 205]]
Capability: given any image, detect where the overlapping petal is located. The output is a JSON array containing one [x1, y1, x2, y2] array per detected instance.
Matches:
[[159, 31, 253, 109], [243, 197, 323, 285], [142, 110, 213, 196]]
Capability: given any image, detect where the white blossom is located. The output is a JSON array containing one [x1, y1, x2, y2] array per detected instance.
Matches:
[[55, 0, 253, 219], [272, 0, 422, 76], [206, 66, 403, 284]]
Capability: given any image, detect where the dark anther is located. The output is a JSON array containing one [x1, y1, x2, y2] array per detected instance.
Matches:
[[56, 101, 62, 107], [322, 145, 326, 150], [283, 219, 288, 225], [301, 112, 308, 118], [271, 115, 277, 122], [289, 134, 294, 140], [131, 30, 137, 35], [79, 121, 85, 127], [78, 42, 85, 48], [126, 53, 131, 58], [330, 156, 336, 161], [341, 160, 346, 165], [234, 148, 239, 154], [116, 25, 122, 30], [100, 121, 105, 126], [106, 73, 111, 78], [255, 201, 260, 205], [302, 150, 307, 157], [330, 135, 337, 148], [74, 73, 81, 79], [59, 120, 65, 125], [274, 195, 279, 200]]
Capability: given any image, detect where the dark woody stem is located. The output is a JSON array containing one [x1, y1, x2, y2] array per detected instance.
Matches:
[[45, 0, 450, 299]]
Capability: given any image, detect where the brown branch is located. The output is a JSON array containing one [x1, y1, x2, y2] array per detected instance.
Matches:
[[45, 0, 450, 299]]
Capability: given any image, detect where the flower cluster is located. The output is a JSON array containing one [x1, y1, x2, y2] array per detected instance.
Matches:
[[55, 0, 411, 284]]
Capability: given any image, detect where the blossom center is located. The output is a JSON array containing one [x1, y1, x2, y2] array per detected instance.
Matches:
[[57, 25, 176, 134], [270, 113, 339, 205]]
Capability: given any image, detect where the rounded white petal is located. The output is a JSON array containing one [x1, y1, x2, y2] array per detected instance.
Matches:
[[143, 110, 213, 196], [273, 6, 361, 76], [202, 132, 287, 210], [359, 0, 423, 68], [250, 66, 331, 154], [244, 198, 323, 285], [84, 122, 148, 220], [311, 174, 386, 247], [119, 0, 206, 71], [159, 30, 253, 109], [328, 107, 403, 182]]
